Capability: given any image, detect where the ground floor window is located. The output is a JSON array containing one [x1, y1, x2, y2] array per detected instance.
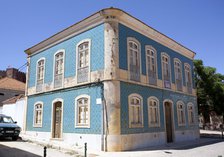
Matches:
[[33, 102, 43, 127], [128, 94, 143, 128]]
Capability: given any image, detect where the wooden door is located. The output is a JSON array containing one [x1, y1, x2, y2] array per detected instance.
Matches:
[[165, 102, 173, 143], [53, 102, 62, 138]]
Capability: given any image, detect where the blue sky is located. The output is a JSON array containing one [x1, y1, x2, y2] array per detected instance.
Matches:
[[0, 0, 223, 74]]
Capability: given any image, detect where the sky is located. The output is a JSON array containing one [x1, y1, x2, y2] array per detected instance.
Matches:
[[0, 0, 223, 74]]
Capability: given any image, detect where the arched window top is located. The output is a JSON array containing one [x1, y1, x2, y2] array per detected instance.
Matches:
[[184, 63, 191, 68], [174, 58, 181, 64], [161, 52, 170, 63], [148, 96, 159, 103], [37, 58, 45, 65], [52, 98, 63, 104], [127, 37, 140, 48], [145, 45, 157, 54], [128, 93, 143, 101], [177, 100, 185, 106], [55, 50, 64, 58]]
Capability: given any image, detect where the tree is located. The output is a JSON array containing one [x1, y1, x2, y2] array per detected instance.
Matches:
[[194, 59, 224, 123]]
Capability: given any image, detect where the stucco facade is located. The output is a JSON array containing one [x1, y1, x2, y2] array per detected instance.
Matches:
[[24, 8, 199, 151]]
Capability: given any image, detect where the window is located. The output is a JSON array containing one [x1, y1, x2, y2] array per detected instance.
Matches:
[[177, 101, 186, 126], [0, 93, 4, 96], [34, 102, 43, 127], [77, 40, 90, 83], [36, 59, 45, 92], [161, 53, 171, 88], [75, 95, 90, 128], [146, 46, 157, 85], [187, 103, 195, 125], [184, 63, 192, 94], [54, 50, 64, 88], [128, 38, 141, 82], [148, 97, 160, 127], [174, 59, 183, 91], [128, 94, 143, 128]]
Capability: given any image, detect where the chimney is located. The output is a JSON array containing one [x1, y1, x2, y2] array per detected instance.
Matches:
[[6, 68, 18, 79]]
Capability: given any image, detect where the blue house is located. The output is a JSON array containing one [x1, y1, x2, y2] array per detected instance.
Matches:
[[24, 8, 199, 151]]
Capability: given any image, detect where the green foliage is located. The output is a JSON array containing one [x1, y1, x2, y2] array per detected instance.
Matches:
[[194, 59, 224, 122]]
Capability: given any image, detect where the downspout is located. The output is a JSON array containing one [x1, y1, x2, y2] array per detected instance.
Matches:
[[100, 82, 104, 151], [100, 82, 108, 151]]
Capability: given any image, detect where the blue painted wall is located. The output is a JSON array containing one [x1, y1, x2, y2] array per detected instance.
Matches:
[[26, 85, 102, 134], [120, 81, 197, 135], [28, 24, 104, 87], [119, 24, 194, 86]]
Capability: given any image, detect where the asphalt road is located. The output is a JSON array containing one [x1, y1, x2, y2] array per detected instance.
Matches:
[[0, 137, 224, 157], [0, 138, 75, 157]]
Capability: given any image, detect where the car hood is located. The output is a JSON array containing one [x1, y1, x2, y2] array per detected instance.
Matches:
[[0, 123, 20, 128]]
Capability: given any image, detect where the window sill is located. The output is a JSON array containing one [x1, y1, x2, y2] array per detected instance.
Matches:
[[129, 123, 143, 128], [75, 125, 90, 128], [33, 124, 42, 128]]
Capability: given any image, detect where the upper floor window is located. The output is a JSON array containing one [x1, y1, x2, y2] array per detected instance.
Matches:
[[174, 59, 183, 91], [146, 46, 157, 85], [34, 102, 43, 127], [75, 95, 90, 128], [148, 97, 160, 127], [128, 94, 143, 128], [187, 103, 195, 125], [161, 53, 171, 88], [36, 59, 45, 92], [128, 38, 141, 82], [177, 101, 186, 126], [184, 63, 192, 94], [77, 40, 90, 83], [54, 50, 64, 88]]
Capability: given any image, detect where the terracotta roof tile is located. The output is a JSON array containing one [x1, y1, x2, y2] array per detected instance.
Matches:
[[0, 77, 25, 91], [2, 94, 25, 104]]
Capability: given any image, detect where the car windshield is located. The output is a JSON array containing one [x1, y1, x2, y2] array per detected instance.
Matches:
[[0, 117, 14, 123]]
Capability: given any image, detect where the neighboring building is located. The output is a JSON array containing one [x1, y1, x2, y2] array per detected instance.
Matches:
[[0, 67, 26, 83], [2, 94, 25, 131], [24, 8, 199, 151], [0, 77, 25, 113]]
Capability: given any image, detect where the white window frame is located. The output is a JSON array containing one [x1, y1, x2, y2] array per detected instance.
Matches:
[[127, 37, 141, 82], [161, 52, 172, 89], [174, 58, 183, 91], [184, 63, 192, 93], [176, 101, 186, 126], [33, 101, 43, 127], [76, 39, 91, 84], [187, 103, 195, 125], [75, 94, 90, 128], [128, 93, 144, 128], [36, 58, 45, 92], [53, 49, 65, 89], [148, 96, 160, 127], [145, 45, 157, 85]]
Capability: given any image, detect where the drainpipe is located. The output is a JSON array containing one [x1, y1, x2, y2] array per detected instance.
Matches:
[[100, 82, 108, 151], [100, 82, 105, 151]]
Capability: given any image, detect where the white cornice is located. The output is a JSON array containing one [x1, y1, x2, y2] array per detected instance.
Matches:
[[25, 8, 196, 60]]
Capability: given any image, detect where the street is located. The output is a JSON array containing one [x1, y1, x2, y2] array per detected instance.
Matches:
[[0, 137, 223, 157], [0, 138, 76, 157]]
